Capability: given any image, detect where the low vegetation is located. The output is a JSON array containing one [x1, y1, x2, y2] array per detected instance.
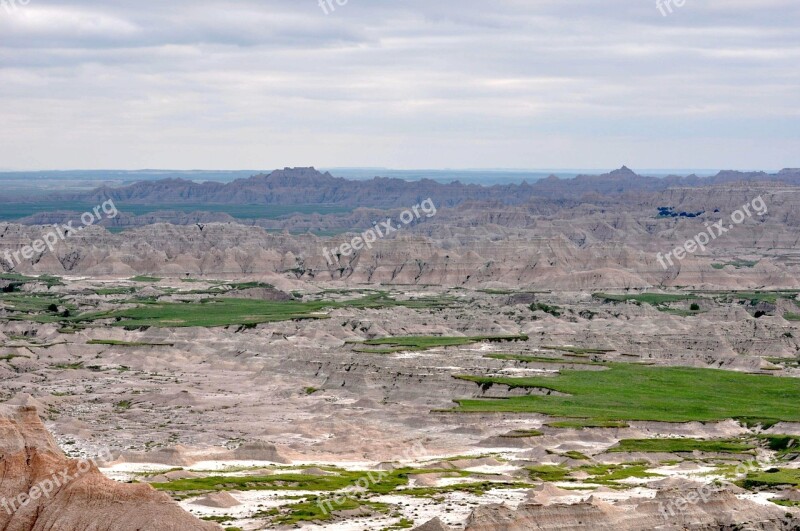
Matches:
[[593, 293, 698, 305], [486, 353, 601, 366], [711, 260, 759, 270], [87, 339, 174, 346], [500, 429, 543, 438], [45, 293, 452, 329], [541, 346, 614, 356], [757, 434, 800, 455], [0, 293, 74, 322], [0, 273, 62, 288], [713, 291, 800, 305], [129, 276, 162, 283], [527, 462, 659, 485], [607, 438, 755, 454], [741, 468, 800, 488], [530, 302, 561, 317], [353, 334, 528, 353], [258, 497, 390, 526], [545, 419, 629, 429], [152, 471, 363, 493], [452, 363, 800, 425]]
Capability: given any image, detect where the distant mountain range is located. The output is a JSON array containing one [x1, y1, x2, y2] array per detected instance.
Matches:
[[55, 166, 800, 209]]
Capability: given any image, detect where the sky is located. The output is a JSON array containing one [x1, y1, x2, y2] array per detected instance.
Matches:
[[0, 0, 798, 171]]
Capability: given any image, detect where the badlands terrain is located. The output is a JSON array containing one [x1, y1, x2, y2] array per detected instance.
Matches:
[[1, 168, 800, 530]]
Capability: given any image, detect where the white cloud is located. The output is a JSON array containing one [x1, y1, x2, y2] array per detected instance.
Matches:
[[0, 0, 797, 169]]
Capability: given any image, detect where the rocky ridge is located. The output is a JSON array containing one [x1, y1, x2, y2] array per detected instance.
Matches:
[[0, 405, 218, 530]]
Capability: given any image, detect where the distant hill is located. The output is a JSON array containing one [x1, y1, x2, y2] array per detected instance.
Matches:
[[58, 166, 800, 208], [63, 167, 535, 208]]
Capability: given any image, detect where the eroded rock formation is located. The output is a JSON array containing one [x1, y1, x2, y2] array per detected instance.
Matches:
[[464, 486, 798, 530], [0, 405, 219, 531]]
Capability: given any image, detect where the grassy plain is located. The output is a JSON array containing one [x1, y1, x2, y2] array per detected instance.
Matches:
[[353, 334, 528, 353], [452, 363, 800, 426], [608, 438, 754, 454]]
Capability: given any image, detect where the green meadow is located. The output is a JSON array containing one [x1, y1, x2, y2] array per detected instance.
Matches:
[[607, 438, 754, 454], [593, 293, 698, 305], [452, 363, 800, 426], [352, 334, 528, 353], [741, 468, 800, 488], [74, 293, 452, 328]]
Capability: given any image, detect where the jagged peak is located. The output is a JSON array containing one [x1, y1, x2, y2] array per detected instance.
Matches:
[[607, 165, 638, 177]]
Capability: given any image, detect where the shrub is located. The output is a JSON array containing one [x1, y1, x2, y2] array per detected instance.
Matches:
[[530, 302, 561, 317]]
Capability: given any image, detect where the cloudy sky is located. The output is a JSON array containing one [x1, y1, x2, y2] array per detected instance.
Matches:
[[0, 0, 798, 170]]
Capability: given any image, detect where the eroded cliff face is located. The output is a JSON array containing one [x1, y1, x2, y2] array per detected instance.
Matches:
[[0, 405, 219, 531], [463, 489, 798, 531], [3, 183, 800, 290]]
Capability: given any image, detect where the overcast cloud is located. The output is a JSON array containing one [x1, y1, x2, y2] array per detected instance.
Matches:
[[0, 0, 798, 170]]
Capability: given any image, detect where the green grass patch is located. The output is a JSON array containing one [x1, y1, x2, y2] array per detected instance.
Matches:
[[0, 273, 37, 283], [262, 496, 389, 525], [608, 438, 754, 454], [581, 463, 660, 484], [712, 260, 759, 270], [594, 292, 705, 315], [152, 471, 363, 493], [530, 303, 561, 317], [741, 468, 800, 488], [52, 362, 84, 370], [383, 518, 414, 530], [757, 435, 800, 455], [486, 354, 601, 366], [500, 429, 544, 438], [593, 293, 698, 305], [772, 499, 800, 508], [0, 293, 75, 322], [71, 293, 451, 329], [713, 291, 800, 305], [527, 465, 570, 482], [129, 276, 162, 283], [153, 467, 462, 498], [451, 363, 800, 425], [355, 334, 528, 353], [87, 339, 174, 346], [546, 419, 630, 429], [541, 346, 614, 356], [92, 287, 137, 295], [561, 451, 589, 460], [0, 273, 62, 288], [529, 462, 658, 485], [226, 281, 275, 290], [399, 481, 532, 497]]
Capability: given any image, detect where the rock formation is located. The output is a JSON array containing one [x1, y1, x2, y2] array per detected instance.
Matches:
[[51, 166, 800, 207], [0, 405, 219, 531], [464, 486, 798, 530]]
